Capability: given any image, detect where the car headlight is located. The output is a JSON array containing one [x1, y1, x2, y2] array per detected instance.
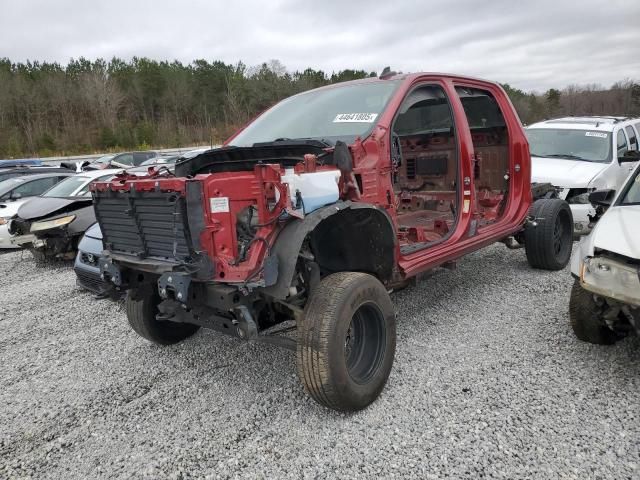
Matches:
[[581, 256, 640, 305], [30, 215, 76, 232]]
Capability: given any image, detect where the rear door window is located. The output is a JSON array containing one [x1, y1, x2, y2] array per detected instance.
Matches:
[[625, 125, 638, 151], [616, 129, 629, 157], [133, 152, 155, 165], [11, 177, 59, 197]]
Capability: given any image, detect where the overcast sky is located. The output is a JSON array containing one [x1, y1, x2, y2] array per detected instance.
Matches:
[[2, 0, 638, 92]]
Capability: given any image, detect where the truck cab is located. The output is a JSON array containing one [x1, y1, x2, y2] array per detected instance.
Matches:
[[91, 72, 573, 411]]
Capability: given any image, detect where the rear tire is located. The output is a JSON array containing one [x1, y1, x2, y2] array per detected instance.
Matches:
[[297, 272, 396, 411], [525, 198, 573, 270], [126, 290, 199, 345], [569, 279, 618, 345]]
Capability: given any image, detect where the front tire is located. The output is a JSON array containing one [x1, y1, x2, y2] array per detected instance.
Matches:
[[126, 290, 199, 345], [297, 272, 396, 411], [569, 279, 618, 345], [525, 198, 573, 270]]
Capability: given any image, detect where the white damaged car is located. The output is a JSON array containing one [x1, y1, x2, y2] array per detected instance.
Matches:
[[527, 116, 640, 236], [569, 162, 640, 344]]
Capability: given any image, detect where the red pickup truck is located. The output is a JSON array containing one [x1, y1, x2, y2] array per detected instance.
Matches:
[[92, 70, 573, 411]]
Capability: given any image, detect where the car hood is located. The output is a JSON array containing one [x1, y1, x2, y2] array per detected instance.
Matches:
[[531, 156, 608, 188], [0, 198, 31, 218], [591, 205, 640, 259], [16, 196, 93, 221]]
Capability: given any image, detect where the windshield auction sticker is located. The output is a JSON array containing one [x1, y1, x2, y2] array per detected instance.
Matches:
[[585, 132, 608, 138], [333, 113, 378, 123]]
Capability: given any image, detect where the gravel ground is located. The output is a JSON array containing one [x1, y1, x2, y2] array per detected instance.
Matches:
[[0, 245, 638, 479]]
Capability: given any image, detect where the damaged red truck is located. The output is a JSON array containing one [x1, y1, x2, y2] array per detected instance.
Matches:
[[91, 71, 573, 411]]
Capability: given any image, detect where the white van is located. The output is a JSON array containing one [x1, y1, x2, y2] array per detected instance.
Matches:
[[526, 116, 640, 235]]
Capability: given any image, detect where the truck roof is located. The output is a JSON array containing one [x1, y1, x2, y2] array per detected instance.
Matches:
[[285, 71, 503, 97], [528, 116, 638, 132]]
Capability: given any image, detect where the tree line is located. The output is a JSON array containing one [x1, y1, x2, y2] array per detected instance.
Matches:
[[0, 57, 638, 158]]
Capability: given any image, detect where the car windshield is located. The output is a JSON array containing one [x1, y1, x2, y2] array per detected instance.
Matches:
[[526, 128, 612, 163], [140, 156, 177, 166], [76, 174, 115, 196], [228, 80, 401, 147], [42, 176, 89, 197], [94, 155, 115, 164], [619, 168, 640, 205]]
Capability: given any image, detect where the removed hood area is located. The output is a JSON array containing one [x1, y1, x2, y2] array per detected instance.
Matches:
[[174, 141, 331, 176]]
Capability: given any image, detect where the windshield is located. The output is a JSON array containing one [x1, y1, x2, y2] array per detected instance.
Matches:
[[43, 176, 89, 197], [76, 174, 115, 196], [619, 168, 640, 205], [526, 128, 612, 163], [94, 155, 115, 165], [229, 81, 401, 147], [141, 156, 177, 166]]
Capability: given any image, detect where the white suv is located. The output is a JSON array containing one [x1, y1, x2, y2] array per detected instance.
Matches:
[[526, 116, 640, 235]]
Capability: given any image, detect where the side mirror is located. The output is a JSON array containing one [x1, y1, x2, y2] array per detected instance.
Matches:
[[619, 150, 640, 163], [588, 189, 615, 207], [10, 192, 22, 201]]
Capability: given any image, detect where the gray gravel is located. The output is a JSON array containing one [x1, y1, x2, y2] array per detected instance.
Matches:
[[1, 245, 638, 479]]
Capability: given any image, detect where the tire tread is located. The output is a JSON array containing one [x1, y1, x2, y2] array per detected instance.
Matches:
[[568, 279, 617, 345], [297, 272, 395, 411], [525, 199, 573, 270]]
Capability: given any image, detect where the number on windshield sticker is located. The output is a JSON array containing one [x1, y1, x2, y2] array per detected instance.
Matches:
[[333, 113, 378, 123], [585, 132, 608, 138]]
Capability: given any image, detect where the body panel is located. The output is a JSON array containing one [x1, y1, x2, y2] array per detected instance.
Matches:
[[531, 157, 608, 188], [74, 223, 108, 293]]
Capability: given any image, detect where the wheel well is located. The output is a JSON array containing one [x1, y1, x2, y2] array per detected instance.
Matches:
[[310, 208, 396, 282]]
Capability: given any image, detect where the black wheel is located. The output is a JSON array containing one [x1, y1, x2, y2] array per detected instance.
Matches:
[[126, 290, 199, 345], [297, 272, 396, 411], [569, 279, 618, 345], [525, 198, 573, 270]]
